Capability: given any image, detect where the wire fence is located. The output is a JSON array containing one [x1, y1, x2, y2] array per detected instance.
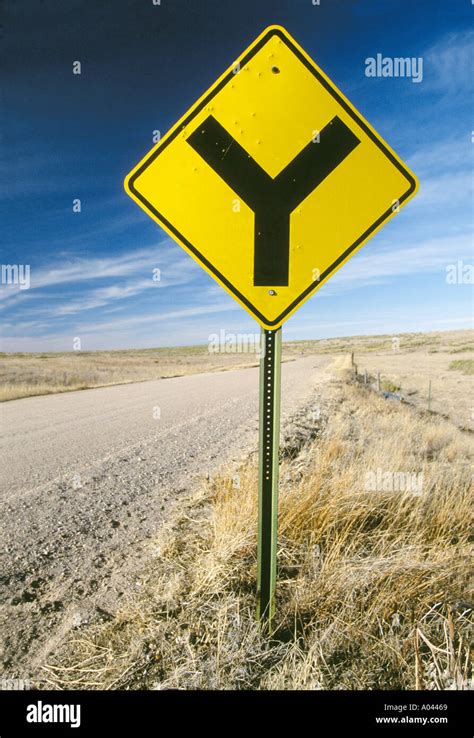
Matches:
[[350, 353, 433, 410]]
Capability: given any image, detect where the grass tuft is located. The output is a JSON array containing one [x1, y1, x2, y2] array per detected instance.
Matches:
[[449, 359, 474, 375]]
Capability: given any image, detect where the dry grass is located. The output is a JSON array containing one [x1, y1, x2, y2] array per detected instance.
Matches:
[[449, 359, 474, 375], [0, 347, 261, 402], [41, 376, 473, 690]]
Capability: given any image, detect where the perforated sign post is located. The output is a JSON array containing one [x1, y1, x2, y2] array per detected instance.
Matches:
[[125, 25, 418, 629]]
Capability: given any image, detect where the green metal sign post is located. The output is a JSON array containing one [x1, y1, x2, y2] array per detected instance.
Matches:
[[257, 327, 282, 630], [124, 24, 418, 636]]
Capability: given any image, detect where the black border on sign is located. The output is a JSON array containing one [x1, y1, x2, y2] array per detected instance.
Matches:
[[128, 28, 417, 327]]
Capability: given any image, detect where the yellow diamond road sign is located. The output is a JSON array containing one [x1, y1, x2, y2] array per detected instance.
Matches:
[[125, 25, 418, 329]]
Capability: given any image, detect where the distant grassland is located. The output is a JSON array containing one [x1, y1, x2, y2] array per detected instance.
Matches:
[[0, 329, 472, 402], [0, 346, 261, 402]]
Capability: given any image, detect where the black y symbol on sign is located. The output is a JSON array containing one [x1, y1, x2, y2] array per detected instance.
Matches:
[[187, 115, 360, 286]]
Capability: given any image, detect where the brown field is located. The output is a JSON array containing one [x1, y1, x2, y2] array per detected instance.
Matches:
[[343, 330, 474, 432], [1, 330, 473, 421], [0, 345, 260, 402], [40, 351, 473, 691]]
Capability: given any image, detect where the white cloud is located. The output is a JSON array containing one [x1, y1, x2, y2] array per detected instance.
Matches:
[[424, 30, 474, 94], [0, 240, 199, 306], [320, 232, 473, 295], [405, 135, 473, 208], [407, 137, 473, 177], [75, 301, 239, 335], [0, 301, 242, 351], [52, 270, 197, 316], [413, 171, 472, 207]]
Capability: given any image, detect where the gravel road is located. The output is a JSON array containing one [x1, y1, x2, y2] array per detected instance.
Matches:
[[0, 356, 327, 677]]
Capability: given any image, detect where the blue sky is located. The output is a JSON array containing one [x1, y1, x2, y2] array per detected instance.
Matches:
[[1, 0, 472, 351]]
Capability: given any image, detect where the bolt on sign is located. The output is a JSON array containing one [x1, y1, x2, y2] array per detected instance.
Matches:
[[125, 25, 418, 329], [125, 25, 418, 628]]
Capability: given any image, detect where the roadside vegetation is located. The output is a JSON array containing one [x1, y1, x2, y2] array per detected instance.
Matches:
[[42, 372, 473, 690], [449, 359, 474, 375]]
